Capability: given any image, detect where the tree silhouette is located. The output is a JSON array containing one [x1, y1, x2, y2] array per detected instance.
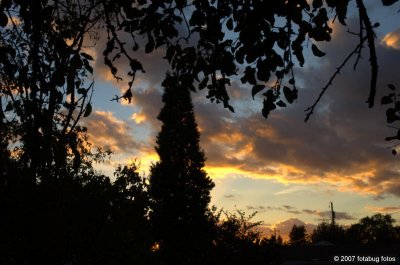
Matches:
[[0, 162, 152, 265], [289, 224, 309, 246], [311, 221, 346, 244], [346, 213, 397, 244], [149, 73, 215, 265], [0, 0, 103, 181], [212, 210, 280, 265]]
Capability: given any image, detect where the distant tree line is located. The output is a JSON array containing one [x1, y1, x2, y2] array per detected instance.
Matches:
[[288, 213, 400, 246]]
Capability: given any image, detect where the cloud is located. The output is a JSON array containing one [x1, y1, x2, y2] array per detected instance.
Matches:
[[245, 204, 304, 216], [246, 205, 266, 212], [365, 205, 400, 213], [131, 112, 147, 124], [83, 110, 144, 154], [189, 16, 400, 199], [272, 218, 316, 241], [83, 10, 400, 201], [302, 209, 355, 221], [223, 194, 236, 199], [382, 28, 400, 49]]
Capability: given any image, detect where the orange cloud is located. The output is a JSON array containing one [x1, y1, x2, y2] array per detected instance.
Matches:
[[382, 29, 400, 49], [83, 110, 143, 154], [365, 205, 400, 213], [131, 112, 147, 124]]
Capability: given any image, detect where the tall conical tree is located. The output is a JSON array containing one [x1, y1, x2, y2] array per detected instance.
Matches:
[[149, 73, 215, 265]]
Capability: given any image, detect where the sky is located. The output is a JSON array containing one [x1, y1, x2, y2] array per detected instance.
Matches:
[[80, 1, 400, 240]]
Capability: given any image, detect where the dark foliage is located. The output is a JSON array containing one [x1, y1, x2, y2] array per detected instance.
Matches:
[[311, 221, 346, 244], [1, 0, 392, 122], [212, 210, 282, 265], [381, 84, 400, 154], [0, 162, 152, 265], [0, 0, 103, 179], [346, 213, 398, 244], [100, 0, 389, 120], [289, 224, 309, 246]]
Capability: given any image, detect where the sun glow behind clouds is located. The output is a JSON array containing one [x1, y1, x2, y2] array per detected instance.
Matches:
[[382, 29, 400, 49]]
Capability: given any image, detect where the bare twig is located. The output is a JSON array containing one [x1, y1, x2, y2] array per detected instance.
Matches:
[[305, 36, 368, 122], [356, 0, 378, 108]]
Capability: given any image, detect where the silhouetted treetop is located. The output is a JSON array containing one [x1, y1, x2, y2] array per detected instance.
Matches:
[[289, 224, 309, 246], [346, 213, 398, 244]]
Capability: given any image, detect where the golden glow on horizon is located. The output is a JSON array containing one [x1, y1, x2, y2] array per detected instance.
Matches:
[[365, 205, 400, 213]]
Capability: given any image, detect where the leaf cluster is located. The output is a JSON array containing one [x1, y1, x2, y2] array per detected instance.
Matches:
[[100, 0, 397, 120], [381, 84, 400, 154]]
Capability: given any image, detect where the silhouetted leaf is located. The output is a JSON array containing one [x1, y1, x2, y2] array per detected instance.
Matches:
[[256, 59, 271, 82], [241, 66, 257, 85], [381, 94, 394, 105], [262, 97, 276, 119], [122, 88, 133, 103], [130, 59, 145, 73], [53, 70, 65, 87], [226, 18, 233, 30], [382, 0, 398, 6], [283, 86, 297, 104], [1, 0, 11, 8], [145, 35, 154, 53], [5, 102, 12, 111], [84, 103, 92, 117], [311, 44, 326, 57], [81, 52, 94, 60], [83, 59, 93, 74], [336, 0, 349, 25], [165, 45, 175, 62], [388, 84, 396, 91], [293, 45, 305, 66], [71, 53, 83, 69], [0, 12, 7, 27], [252, 85, 265, 99], [77, 88, 87, 96], [276, 100, 287, 107], [313, 0, 323, 9], [199, 76, 208, 90], [386, 108, 399, 123]]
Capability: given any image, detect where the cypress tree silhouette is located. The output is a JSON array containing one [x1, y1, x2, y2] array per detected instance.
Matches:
[[149, 73, 215, 265]]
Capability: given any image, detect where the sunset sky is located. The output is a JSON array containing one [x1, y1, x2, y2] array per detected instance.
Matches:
[[81, 1, 400, 239]]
